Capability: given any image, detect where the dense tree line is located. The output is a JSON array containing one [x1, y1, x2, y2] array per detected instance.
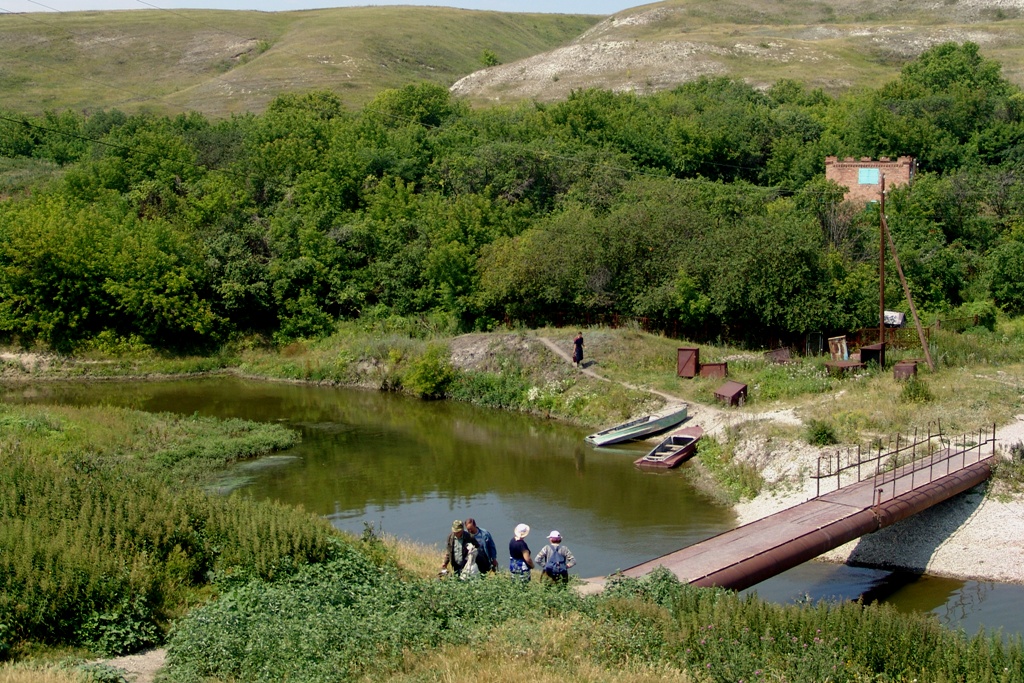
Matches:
[[1, 42, 1023, 353]]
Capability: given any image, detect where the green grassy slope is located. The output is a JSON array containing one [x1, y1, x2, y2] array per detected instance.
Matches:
[[4, 0, 1024, 117], [0, 7, 600, 116]]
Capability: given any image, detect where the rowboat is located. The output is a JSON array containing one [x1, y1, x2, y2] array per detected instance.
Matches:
[[584, 404, 688, 447], [633, 425, 704, 469]]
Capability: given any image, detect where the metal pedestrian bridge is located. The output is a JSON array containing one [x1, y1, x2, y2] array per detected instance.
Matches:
[[587, 425, 998, 592]]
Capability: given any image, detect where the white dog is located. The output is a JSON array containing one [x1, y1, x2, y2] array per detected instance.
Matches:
[[461, 543, 481, 580]]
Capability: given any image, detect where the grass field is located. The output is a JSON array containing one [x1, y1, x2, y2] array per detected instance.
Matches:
[[0, 6, 599, 117], [5, 0, 1024, 116]]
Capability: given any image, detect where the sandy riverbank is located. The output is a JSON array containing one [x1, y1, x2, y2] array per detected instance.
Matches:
[[733, 414, 1024, 584]]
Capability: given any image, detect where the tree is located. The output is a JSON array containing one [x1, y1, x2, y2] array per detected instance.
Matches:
[[366, 83, 460, 129], [988, 239, 1024, 315]]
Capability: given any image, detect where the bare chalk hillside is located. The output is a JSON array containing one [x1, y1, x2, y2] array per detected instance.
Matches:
[[451, 0, 1024, 103]]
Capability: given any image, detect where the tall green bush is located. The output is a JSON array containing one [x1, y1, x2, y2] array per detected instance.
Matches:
[[0, 404, 336, 657], [401, 343, 457, 399]]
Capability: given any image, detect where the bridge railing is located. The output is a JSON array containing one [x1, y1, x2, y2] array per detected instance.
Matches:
[[810, 423, 998, 502]]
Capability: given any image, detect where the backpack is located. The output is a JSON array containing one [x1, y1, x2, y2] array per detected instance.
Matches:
[[543, 545, 567, 576]]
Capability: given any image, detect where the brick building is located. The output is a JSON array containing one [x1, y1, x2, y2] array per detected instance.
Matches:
[[824, 156, 916, 203]]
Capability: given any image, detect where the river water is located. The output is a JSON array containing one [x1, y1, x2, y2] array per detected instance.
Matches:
[[5, 375, 1022, 638]]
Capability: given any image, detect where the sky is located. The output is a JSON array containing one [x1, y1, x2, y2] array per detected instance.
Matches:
[[1, 0, 640, 14]]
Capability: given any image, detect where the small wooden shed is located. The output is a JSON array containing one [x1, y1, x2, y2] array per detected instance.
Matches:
[[677, 347, 699, 378]]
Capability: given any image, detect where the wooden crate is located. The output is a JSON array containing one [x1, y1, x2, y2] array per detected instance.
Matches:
[[714, 381, 747, 407], [700, 362, 728, 379]]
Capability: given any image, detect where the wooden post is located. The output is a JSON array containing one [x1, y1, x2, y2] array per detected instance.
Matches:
[[880, 175, 935, 370], [879, 177, 886, 346]]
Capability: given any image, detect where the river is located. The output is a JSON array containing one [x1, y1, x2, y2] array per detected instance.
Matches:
[[5, 375, 1022, 638]]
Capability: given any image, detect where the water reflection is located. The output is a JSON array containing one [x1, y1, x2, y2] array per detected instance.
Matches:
[[5, 376, 1023, 637], [1, 377, 733, 577], [745, 564, 1022, 638]]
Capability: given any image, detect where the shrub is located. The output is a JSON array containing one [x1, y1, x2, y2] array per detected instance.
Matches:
[[0, 405, 336, 657], [694, 435, 764, 502], [0, 622, 10, 661], [166, 564, 583, 683], [402, 344, 456, 399], [900, 375, 934, 403], [77, 596, 160, 657], [993, 441, 1024, 492], [447, 361, 530, 410], [480, 49, 500, 67], [805, 418, 839, 446]]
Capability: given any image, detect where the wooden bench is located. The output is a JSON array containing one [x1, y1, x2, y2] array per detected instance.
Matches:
[[825, 360, 866, 376]]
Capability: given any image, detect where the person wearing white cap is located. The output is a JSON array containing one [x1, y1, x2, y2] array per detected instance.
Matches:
[[534, 530, 576, 584], [508, 523, 534, 581]]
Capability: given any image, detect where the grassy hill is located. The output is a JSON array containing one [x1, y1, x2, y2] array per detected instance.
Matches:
[[452, 0, 1024, 103], [0, 6, 600, 117], [3, 1, 1024, 116]]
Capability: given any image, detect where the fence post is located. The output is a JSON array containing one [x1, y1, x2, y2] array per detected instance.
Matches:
[[816, 456, 821, 498], [836, 450, 841, 491]]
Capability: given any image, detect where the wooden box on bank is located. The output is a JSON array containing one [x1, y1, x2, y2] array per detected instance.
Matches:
[[700, 362, 728, 379], [860, 342, 886, 367], [714, 381, 747, 407], [894, 361, 918, 381]]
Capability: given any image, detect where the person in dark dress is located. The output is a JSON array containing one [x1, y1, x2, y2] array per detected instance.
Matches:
[[572, 332, 584, 368], [508, 523, 533, 581]]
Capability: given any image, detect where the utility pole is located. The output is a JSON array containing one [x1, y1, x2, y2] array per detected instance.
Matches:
[[879, 174, 936, 371], [879, 176, 886, 346]]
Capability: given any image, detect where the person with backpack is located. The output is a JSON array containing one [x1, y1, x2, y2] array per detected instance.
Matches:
[[535, 530, 575, 584]]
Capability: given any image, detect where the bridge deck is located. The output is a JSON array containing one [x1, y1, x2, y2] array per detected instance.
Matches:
[[621, 480, 875, 581], [600, 448, 995, 590]]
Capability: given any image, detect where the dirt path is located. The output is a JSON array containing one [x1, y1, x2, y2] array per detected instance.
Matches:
[[534, 335, 789, 438], [95, 648, 166, 683]]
